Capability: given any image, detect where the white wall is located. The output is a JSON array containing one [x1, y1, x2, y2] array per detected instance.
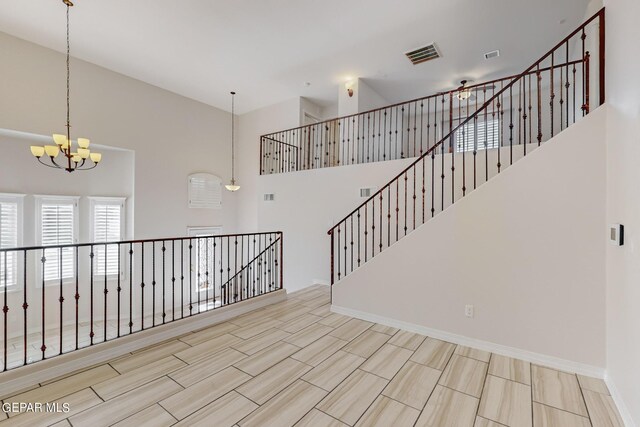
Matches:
[[257, 158, 414, 291], [236, 98, 302, 232], [337, 78, 390, 117], [603, 0, 640, 424], [333, 107, 607, 369], [0, 32, 237, 239], [357, 79, 391, 113], [299, 97, 325, 124]]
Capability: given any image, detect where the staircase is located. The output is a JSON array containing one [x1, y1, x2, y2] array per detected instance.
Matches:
[[326, 8, 605, 285]]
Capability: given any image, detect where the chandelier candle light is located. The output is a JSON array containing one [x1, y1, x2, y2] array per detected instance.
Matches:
[[225, 91, 240, 192], [30, 0, 102, 172]]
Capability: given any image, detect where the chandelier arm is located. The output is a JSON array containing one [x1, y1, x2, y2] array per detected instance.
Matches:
[[37, 157, 63, 169], [50, 156, 64, 168], [75, 162, 98, 171]]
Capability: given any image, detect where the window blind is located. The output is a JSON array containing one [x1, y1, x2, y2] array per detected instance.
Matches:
[[41, 203, 75, 282], [93, 203, 122, 277], [0, 202, 18, 288], [188, 174, 222, 209], [456, 118, 500, 153]]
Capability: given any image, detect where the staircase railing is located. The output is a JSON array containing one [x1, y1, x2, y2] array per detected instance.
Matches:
[[327, 8, 605, 285], [0, 231, 283, 372], [221, 235, 282, 305]]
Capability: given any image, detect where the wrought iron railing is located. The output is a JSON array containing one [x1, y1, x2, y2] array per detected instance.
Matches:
[[0, 231, 283, 371], [327, 8, 605, 285], [260, 10, 603, 176]]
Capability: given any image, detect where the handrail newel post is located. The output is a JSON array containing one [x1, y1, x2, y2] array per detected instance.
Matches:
[[329, 230, 335, 287], [599, 9, 605, 105], [279, 231, 283, 290], [584, 51, 591, 114]]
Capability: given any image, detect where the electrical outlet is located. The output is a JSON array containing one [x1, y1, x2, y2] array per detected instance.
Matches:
[[465, 304, 474, 318]]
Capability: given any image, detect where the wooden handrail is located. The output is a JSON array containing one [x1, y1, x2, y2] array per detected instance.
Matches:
[[0, 231, 283, 253]]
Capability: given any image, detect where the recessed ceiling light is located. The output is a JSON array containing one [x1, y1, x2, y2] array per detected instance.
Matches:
[[484, 50, 500, 60]]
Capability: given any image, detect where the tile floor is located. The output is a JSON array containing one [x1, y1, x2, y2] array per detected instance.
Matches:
[[0, 285, 625, 427]]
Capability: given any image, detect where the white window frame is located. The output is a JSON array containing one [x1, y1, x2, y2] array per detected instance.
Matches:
[[187, 226, 222, 293], [0, 193, 25, 292], [89, 197, 126, 279], [35, 195, 79, 286]]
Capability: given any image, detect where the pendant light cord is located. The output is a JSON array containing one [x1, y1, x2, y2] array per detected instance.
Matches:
[[66, 4, 71, 144], [231, 92, 235, 182]]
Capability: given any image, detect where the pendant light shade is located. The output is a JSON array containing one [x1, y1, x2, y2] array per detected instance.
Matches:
[[225, 91, 240, 192], [225, 181, 241, 192]]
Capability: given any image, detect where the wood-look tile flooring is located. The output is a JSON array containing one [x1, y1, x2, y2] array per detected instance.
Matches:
[[0, 285, 624, 427]]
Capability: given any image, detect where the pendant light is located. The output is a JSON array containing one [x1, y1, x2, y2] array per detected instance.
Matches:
[[29, 0, 101, 172], [225, 91, 240, 192]]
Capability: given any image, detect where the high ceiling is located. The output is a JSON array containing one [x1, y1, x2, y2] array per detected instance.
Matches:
[[0, 0, 592, 114]]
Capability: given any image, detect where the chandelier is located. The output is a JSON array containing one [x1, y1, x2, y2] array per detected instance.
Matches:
[[30, 0, 101, 172]]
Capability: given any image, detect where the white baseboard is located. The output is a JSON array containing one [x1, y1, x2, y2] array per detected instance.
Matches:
[[0, 290, 287, 398], [605, 374, 637, 427], [331, 304, 605, 378], [312, 279, 330, 286]]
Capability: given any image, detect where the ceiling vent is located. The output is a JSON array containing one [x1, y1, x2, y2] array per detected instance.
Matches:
[[484, 50, 500, 60], [405, 43, 441, 65], [264, 193, 275, 202]]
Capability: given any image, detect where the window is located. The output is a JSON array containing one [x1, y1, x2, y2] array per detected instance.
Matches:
[[456, 118, 500, 152], [36, 196, 79, 283], [0, 194, 24, 290], [90, 197, 126, 277], [188, 173, 222, 209], [187, 227, 222, 291]]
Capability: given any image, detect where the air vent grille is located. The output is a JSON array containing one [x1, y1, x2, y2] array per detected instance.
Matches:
[[405, 43, 440, 65], [359, 187, 376, 198], [264, 193, 275, 202]]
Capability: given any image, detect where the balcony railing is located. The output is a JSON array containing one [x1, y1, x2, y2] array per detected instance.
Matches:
[[0, 231, 283, 371], [260, 8, 603, 178]]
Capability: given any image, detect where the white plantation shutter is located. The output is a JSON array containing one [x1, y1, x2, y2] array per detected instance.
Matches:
[[93, 202, 123, 276], [456, 118, 500, 152], [188, 174, 222, 209], [187, 227, 222, 291], [0, 201, 18, 288], [41, 202, 76, 282]]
